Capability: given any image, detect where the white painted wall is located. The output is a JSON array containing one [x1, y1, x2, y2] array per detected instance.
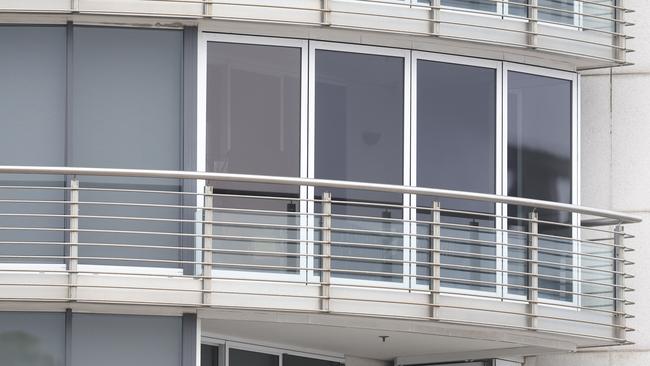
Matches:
[[532, 0, 650, 365]]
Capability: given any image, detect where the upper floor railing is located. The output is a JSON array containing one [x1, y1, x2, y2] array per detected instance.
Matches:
[[0, 165, 640, 347], [0, 0, 632, 69]]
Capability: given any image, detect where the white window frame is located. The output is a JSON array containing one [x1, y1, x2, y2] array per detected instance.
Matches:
[[423, 0, 585, 29], [409, 51, 503, 298], [307, 41, 412, 289], [501, 62, 580, 307], [196, 31, 580, 305], [226, 341, 284, 366], [201, 335, 345, 366], [197, 32, 309, 283]]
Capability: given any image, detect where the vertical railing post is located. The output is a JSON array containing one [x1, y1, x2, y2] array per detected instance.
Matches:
[[203, 0, 213, 18], [615, 0, 627, 63], [430, 0, 441, 36], [528, 211, 539, 330], [528, 0, 539, 48], [203, 186, 214, 306], [614, 224, 627, 341], [68, 177, 79, 301], [321, 0, 331, 26], [321, 192, 332, 312], [431, 201, 441, 320]]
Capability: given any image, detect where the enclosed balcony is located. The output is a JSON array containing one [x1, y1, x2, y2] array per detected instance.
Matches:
[[0, 0, 631, 70]]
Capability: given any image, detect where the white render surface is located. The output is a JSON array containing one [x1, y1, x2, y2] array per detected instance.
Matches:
[[534, 1, 650, 365]]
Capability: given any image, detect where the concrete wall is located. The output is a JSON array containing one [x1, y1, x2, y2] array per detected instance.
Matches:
[[533, 0, 650, 365]]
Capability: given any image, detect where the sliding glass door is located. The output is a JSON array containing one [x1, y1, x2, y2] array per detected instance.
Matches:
[[204, 35, 307, 277], [199, 34, 578, 295], [505, 65, 577, 302], [413, 53, 500, 293], [310, 43, 409, 284]]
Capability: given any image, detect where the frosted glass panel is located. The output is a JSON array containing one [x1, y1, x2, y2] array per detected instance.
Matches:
[[71, 314, 182, 366], [71, 26, 184, 268], [0, 26, 67, 264], [0, 312, 65, 366]]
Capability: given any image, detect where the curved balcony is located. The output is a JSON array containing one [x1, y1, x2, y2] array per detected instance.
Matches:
[[0, 165, 639, 352], [0, 0, 631, 70]]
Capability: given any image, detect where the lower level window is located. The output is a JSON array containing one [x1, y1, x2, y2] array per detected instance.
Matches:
[[201, 343, 344, 366]]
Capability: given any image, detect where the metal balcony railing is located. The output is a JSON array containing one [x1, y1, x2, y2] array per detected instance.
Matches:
[[0, 166, 640, 346], [0, 0, 632, 67]]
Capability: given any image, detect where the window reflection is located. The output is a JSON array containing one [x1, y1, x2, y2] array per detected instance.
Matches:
[[315, 49, 405, 282], [539, 0, 575, 25], [442, 0, 497, 12], [507, 71, 573, 301], [416, 60, 497, 291], [206, 42, 302, 273]]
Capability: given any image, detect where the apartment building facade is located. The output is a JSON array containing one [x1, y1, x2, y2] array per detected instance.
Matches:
[[0, 1, 643, 366]]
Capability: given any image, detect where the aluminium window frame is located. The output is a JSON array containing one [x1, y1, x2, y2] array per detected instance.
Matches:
[[201, 334, 345, 366], [406, 0, 586, 29], [307, 40, 412, 289], [501, 62, 580, 307], [197, 32, 310, 283], [409, 51, 504, 298], [196, 31, 580, 305]]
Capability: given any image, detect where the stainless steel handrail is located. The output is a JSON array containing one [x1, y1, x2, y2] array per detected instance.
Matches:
[[0, 166, 640, 223], [0, 165, 638, 346]]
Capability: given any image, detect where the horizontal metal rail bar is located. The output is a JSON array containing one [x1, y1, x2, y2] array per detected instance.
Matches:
[[0, 165, 637, 344], [0, 167, 639, 223]]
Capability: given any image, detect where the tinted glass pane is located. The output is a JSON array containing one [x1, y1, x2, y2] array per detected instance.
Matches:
[[0, 26, 66, 264], [71, 27, 184, 268], [229, 349, 278, 366], [71, 314, 182, 366], [201, 345, 219, 366], [583, 0, 616, 31], [507, 71, 572, 301], [539, 0, 575, 25], [315, 50, 403, 186], [0, 312, 65, 366], [206, 42, 302, 274], [206, 42, 301, 181], [442, 0, 496, 12], [508, 0, 529, 17], [71, 27, 182, 171], [416, 60, 496, 290], [315, 49, 404, 282], [283, 354, 344, 366]]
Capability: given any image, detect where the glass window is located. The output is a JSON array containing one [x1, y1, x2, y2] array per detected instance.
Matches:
[[71, 26, 184, 269], [229, 349, 279, 366], [508, 0, 529, 17], [201, 345, 219, 366], [539, 0, 575, 25], [442, 0, 497, 12], [416, 60, 497, 291], [509, 1, 579, 25], [507, 71, 573, 301], [0, 26, 67, 265], [71, 314, 182, 366], [206, 41, 302, 273], [583, 0, 617, 31], [314, 49, 405, 282], [0, 312, 65, 366]]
